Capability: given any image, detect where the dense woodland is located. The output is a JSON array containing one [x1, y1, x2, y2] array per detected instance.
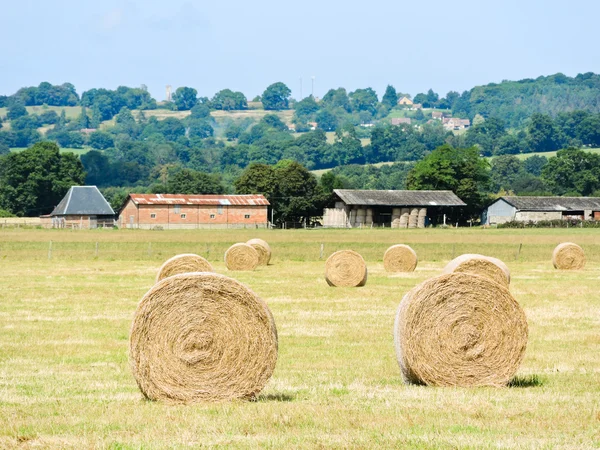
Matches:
[[1, 73, 600, 223]]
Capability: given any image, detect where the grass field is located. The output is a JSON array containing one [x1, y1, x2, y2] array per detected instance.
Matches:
[[0, 228, 599, 448], [510, 147, 600, 161]]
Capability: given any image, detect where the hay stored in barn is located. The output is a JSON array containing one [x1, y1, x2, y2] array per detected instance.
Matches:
[[325, 250, 368, 287], [156, 253, 214, 282], [552, 243, 585, 270], [130, 272, 278, 403], [246, 238, 271, 266], [383, 244, 418, 273], [224, 243, 259, 271], [394, 272, 528, 387], [443, 254, 510, 287]]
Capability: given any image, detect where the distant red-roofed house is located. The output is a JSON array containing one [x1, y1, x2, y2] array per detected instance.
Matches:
[[431, 111, 443, 119], [118, 194, 270, 229], [391, 118, 412, 126]]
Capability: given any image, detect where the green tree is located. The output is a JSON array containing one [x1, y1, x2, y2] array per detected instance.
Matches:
[[88, 131, 115, 150], [526, 113, 565, 153], [490, 155, 523, 191], [211, 89, 247, 110], [190, 103, 211, 119], [172, 87, 198, 111], [349, 88, 378, 114], [166, 168, 224, 194], [523, 155, 548, 176], [7, 103, 28, 120], [81, 150, 114, 185], [541, 148, 600, 195], [262, 82, 292, 110], [0, 142, 86, 216], [78, 106, 91, 129], [381, 85, 398, 109], [316, 109, 338, 131], [234, 163, 277, 201]]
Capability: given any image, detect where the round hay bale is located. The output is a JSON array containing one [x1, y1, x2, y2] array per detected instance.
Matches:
[[246, 238, 271, 266], [325, 250, 368, 287], [224, 243, 259, 271], [552, 242, 585, 270], [394, 272, 528, 387], [156, 253, 214, 282], [130, 272, 278, 403], [443, 254, 510, 287], [383, 244, 418, 273]]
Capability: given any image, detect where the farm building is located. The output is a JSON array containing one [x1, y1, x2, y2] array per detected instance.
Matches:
[[41, 186, 116, 229], [323, 189, 466, 228], [118, 194, 270, 229], [485, 196, 600, 225]]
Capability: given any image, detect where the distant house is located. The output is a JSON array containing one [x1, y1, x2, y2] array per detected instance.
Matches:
[[391, 117, 412, 126], [485, 196, 600, 225], [308, 121, 317, 131], [118, 194, 270, 229], [79, 128, 97, 134], [410, 103, 423, 110], [398, 96, 413, 106], [432, 111, 444, 119], [41, 186, 115, 229], [443, 117, 470, 130]]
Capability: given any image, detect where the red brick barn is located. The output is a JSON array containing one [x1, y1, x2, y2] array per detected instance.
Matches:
[[118, 194, 270, 229]]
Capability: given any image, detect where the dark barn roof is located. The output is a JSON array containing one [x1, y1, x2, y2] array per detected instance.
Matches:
[[51, 186, 115, 216], [500, 196, 600, 211], [333, 190, 466, 207]]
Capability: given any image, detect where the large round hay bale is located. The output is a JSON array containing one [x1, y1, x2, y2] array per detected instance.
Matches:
[[383, 244, 418, 273], [246, 238, 271, 266], [394, 272, 528, 387], [443, 254, 510, 287], [552, 242, 585, 270], [130, 272, 278, 403], [224, 243, 259, 271], [325, 250, 368, 287], [156, 253, 214, 282]]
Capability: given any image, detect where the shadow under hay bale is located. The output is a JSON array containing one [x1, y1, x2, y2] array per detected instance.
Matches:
[[508, 374, 544, 388], [156, 253, 214, 282], [130, 272, 278, 403], [247, 238, 271, 266], [384, 244, 418, 273], [443, 253, 511, 287], [394, 272, 528, 387], [224, 243, 259, 271], [552, 242, 585, 270], [325, 250, 367, 287]]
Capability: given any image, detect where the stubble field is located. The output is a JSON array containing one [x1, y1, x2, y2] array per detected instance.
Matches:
[[0, 228, 599, 448]]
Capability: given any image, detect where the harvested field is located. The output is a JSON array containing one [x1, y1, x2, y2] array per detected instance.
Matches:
[[0, 228, 599, 448]]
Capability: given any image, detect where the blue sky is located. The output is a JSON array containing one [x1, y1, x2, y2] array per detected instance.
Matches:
[[2, 0, 599, 101]]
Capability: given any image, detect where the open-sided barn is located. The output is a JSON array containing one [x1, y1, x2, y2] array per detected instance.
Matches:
[[323, 189, 466, 228], [118, 194, 270, 229], [485, 196, 600, 225]]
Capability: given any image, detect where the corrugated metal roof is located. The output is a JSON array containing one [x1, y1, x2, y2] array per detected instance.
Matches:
[[334, 190, 466, 207], [51, 186, 115, 216], [501, 196, 600, 211], [128, 194, 270, 206]]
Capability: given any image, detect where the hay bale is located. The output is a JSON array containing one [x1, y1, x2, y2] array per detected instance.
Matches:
[[552, 242, 585, 270], [130, 272, 278, 403], [224, 243, 259, 271], [394, 272, 528, 387], [246, 238, 271, 266], [443, 254, 510, 287], [325, 250, 368, 287], [383, 244, 418, 273], [156, 253, 214, 282]]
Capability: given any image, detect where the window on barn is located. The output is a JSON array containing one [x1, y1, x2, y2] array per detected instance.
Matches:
[[181, 214, 186, 219], [174, 205, 181, 214], [217, 206, 224, 215], [150, 214, 156, 219], [245, 214, 250, 219], [210, 214, 215, 219]]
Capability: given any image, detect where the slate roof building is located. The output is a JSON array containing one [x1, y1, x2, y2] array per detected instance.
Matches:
[[485, 196, 600, 225], [118, 193, 270, 229], [323, 189, 466, 228], [42, 186, 116, 229]]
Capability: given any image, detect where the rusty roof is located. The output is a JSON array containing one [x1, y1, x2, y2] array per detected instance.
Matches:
[[334, 190, 466, 207], [128, 194, 270, 206]]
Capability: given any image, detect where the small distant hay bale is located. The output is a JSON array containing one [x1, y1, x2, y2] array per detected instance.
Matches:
[[247, 238, 271, 266], [325, 250, 367, 287], [443, 254, 510, 287], [224, 243, 259, 271], [156, 253, 213, 282], [394, 272, 528, 387], [384, 244, 418, 273], [130, 272, 278, 403], [552, 242, 585, 270]]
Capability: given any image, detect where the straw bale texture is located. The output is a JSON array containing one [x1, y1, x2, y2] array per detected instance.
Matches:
[[383, 244, 418, 273], [156, 253, 213, 282], [325, 250, 368, 287], [224, 243, 259, 271], [246, 238, 271, 266], [394, 272, 528, 387], [443, 254, 510, 287], [552, 242, 585, 270], [130, 272, 278, 403]]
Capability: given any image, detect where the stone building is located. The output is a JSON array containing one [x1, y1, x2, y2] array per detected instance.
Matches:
[[41, 186, 115, 229], [322, 189, 466, 228]]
